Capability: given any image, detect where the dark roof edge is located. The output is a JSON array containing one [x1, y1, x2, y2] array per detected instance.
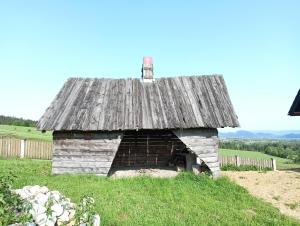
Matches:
[[66, 74, 224, 80], [288, 89, 300, 116], [37, 125, 240, 132]]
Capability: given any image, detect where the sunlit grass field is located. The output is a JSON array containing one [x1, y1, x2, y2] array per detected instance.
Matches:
[[1, 158, 299, 226], [0, 124, 52, 141]]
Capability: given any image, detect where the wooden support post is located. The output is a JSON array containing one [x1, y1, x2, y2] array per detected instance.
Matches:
[[271, 158, 276, 171], [185, 153, 196, 171], [20, 139, 25, 158], [235, 155, 240, 167], [192, 164, 200, 175]]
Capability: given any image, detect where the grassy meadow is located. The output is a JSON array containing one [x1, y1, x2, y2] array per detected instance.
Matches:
[[0, 124, 52, 141], [1, 158, 299, 226], [220, 149, 300, 170]]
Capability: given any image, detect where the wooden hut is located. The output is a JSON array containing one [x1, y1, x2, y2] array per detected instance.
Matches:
[[37, 57, 239, 177], [288, 89, 300, 116]]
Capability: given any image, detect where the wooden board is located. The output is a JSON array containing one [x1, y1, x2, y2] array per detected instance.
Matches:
[[37, 75, 240, 131], [52, 131, 122, 175], [173, 128, 220, 178]]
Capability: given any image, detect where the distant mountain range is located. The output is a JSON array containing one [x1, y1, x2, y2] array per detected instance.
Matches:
[[219, 130, 300, 139]]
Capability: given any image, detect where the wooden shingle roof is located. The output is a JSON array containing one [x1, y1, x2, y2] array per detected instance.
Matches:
[[288, 89, 300, 116], [37, 75, 239, 131]]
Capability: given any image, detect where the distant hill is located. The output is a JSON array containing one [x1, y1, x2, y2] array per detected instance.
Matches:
[[0, 115, 37, 127], [220, 130, 300, 139], [281, 133, 300, 139]]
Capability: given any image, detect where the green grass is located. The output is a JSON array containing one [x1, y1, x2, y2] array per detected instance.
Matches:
[[220, 149, 300, 170], [1, 159, 299, 226], [0, 125, 52, 141]]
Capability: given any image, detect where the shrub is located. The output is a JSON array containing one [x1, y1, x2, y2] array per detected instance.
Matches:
[[0, 173, 32, 225], [75, 195, 100, 225]]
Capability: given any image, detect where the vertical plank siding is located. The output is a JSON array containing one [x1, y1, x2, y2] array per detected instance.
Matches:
[[0, 137, 52, 159], [0, 138, 21, 157], [219, 156, 275, 170], [25, 140, 53, 160]]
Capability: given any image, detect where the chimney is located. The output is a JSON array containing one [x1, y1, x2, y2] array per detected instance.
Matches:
[[141, 56, 154, 80]]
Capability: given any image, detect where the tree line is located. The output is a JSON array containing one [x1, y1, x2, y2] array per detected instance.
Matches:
[[220, 139, 300, 162], [0, 115, 37, 127]]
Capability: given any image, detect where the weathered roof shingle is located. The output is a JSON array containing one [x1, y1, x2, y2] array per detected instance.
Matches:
[[37, 75, 239, 130]]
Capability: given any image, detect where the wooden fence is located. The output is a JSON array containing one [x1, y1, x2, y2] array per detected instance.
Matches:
[[219, 155, 276, 170], [0, 138, 277, 171], [0, 138, 52, 160]]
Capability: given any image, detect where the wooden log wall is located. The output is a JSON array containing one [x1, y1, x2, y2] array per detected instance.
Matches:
[[52, 131, 122, 176], [53, 129, 219, 176], [111, 130, 186, 168], [173, 128, 220, 178]]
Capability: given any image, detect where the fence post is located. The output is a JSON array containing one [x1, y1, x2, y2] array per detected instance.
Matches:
[[20, 139, 25, 158], [271, 158, 276, 171], [235, 155, 240, 166]]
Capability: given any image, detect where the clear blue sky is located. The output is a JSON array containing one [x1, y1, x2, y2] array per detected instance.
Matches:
[[0, 1, 299, 130]]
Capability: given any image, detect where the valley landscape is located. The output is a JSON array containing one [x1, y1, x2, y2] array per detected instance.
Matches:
[[1, 1, 299, 225], [1, 116, 300, 224]]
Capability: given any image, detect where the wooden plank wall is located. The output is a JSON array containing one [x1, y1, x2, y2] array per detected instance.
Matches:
[[173, 128, 220, 178], [111, 130, 186, 168], [52, 131, 122, 176]]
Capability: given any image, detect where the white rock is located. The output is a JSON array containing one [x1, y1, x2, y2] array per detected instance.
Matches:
[[68, 209, 76, 220], [29, 185, 41, 195], [58, 210, 69, 222], [14, 189, 22, 195], [35, 213, 47, 226], [30, 203, 46, 220], [32, 203, 47, 216], [25, 223, 37, 226], [69, 202, 76, 209], [35, 193, 49, 206], [15, 189, 28, 199], [40, 186, 49, 194], [10, 223, 37, 226], [23, 185, 33, 191], [12, 185, 101, 226], [92, 214, 101, 226], [66, 220, 76, 226], [29, 208, 37, 219], [51, 203, 64, 217], [45, 216, 56, 226], [50, 191, 61, 202], [25, 189, 34, 199]]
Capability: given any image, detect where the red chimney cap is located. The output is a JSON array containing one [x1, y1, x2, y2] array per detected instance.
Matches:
[[143, 56, 153, 65]]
